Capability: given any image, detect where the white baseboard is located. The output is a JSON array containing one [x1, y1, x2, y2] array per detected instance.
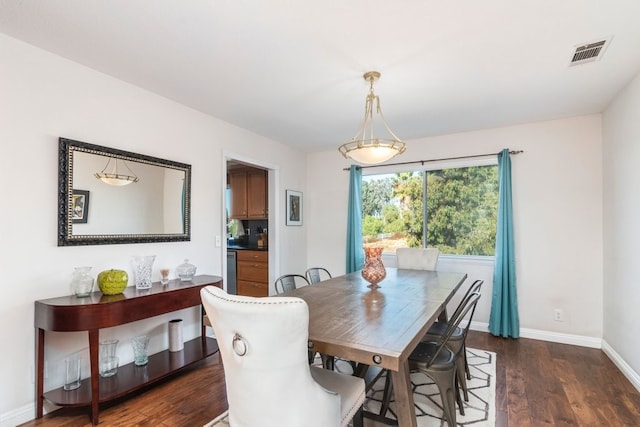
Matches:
[[519, 327, 602, 348], [602, 339, 640, 393], [0, 403, 35, 427], [0, 400, 58, 427], [470, 321, 602, 348]]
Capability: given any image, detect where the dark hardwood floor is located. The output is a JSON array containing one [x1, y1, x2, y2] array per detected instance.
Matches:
[[21, 331, 640, 426], [466, 331, 640, 426], [21, 353, 228, 427]]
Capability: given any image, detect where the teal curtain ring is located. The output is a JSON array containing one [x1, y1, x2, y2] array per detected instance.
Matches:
[[232, 333, 247, 356]]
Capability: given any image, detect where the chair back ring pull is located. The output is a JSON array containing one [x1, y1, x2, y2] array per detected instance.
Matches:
[[232, 333, 248, 356]]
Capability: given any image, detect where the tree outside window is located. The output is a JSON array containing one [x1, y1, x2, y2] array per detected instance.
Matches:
[[362, 165, 498, 256]]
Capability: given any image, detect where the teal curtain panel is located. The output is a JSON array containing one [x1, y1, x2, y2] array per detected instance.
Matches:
[[489, 149, 520, 338], [346, 165, 364, 273]]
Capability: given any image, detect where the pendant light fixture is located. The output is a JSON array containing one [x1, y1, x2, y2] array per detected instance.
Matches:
[[338, 71, 406, 164], [95, 157, 139, 186]]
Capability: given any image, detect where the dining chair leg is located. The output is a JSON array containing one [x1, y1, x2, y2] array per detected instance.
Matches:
[[455, 369, 465, 416], [352, 406, 364, 427], [321, 354, 335, 370], [428, 368, 457, 427], [456, 356, 469, 402], [464, 343, 471, 380], [379, 372, 394, 417]]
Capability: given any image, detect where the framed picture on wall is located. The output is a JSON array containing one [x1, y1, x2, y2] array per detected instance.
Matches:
[[286, 190, 302, 226], [72, 189, 90, 224]]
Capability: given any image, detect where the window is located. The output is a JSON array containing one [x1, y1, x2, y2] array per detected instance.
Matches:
[[362, 164, 498, 256]]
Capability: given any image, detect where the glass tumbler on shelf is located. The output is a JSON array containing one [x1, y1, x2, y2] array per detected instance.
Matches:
[[131, 255, 156, 290], [160, 268, 170, 285], [131, 335, 150, 366], [63, 353, 82, 391], [99, 339, 119, 377]]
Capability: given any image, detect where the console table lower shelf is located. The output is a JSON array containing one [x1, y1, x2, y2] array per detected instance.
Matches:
[[43, 337, 218, 407]]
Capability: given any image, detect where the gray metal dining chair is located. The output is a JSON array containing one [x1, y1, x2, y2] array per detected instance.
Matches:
[[305, 267, 332, 284], [422, 279, 484, 406], [379, 291, 481, 426], [274, 274, 310, 294]]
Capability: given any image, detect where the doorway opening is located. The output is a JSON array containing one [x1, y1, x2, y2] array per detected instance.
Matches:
[[223, 155, 278, 296]]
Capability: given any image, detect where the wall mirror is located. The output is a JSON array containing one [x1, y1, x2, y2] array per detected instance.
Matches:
[[58, 137, 191, 246]]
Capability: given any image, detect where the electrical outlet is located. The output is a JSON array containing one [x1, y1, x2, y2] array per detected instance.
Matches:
[[215, 235, 221, 247], [553, 308, 563, 322]]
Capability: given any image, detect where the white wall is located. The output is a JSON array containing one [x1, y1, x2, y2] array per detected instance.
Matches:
[[602, 72, 640, 378], [0, 33, 307, 424], [307, 115, 604, 341]]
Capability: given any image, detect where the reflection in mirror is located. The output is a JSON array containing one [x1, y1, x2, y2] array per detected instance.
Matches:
[[58, 138, 191, 246]]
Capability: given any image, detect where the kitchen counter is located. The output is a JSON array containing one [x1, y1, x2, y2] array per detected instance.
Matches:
[[227, 244, 268, 251]]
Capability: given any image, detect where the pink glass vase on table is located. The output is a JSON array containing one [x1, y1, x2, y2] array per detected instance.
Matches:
[[361, 247, 386, 289]]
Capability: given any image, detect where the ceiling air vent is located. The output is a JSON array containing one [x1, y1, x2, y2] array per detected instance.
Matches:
[[569, 39, 610, 66]]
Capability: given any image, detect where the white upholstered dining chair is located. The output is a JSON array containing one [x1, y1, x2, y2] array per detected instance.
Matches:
[[200, 286, 365, 427], [396, 247, 440, 270]]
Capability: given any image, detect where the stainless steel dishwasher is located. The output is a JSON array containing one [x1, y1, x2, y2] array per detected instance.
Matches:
[[226, 250, 237, 294]]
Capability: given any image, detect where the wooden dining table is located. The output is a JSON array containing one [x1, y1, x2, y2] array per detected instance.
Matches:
[[283, 267, 467, 427]]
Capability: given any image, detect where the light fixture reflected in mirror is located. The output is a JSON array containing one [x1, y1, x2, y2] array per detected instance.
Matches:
[[338, 71, 406, 165], [95, 157, 139, 186]]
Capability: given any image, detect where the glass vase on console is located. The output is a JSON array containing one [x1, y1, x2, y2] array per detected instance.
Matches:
[[361, 247, 386, 289], [131, 255, 156, 290], [70, 266, 94, 297]]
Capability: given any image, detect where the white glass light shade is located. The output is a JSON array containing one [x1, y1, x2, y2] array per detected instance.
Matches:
[[94, 158, 139, 186], [339, 140, 404, 165], [95, 173, 138, 186]]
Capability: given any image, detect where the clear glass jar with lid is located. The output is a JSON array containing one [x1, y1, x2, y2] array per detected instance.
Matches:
[[176, 259, 197, 281]]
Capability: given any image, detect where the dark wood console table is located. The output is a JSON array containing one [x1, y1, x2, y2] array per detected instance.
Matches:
[[34, 274, 222, 424]]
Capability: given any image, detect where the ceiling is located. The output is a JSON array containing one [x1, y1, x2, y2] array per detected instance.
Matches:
[[2, 1, 640, 153]]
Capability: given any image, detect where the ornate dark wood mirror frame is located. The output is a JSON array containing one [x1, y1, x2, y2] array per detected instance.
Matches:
[[58, 137, 191, 246]]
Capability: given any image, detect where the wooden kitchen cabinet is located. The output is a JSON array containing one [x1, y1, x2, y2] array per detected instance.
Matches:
[[247, 169, 267, 218], [229, 172, 248, 218], [236, 250, 269, 296], [229, 168, 267, 219]]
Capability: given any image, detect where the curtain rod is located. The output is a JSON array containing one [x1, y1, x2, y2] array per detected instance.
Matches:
[[342, 149, 524, 171]]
